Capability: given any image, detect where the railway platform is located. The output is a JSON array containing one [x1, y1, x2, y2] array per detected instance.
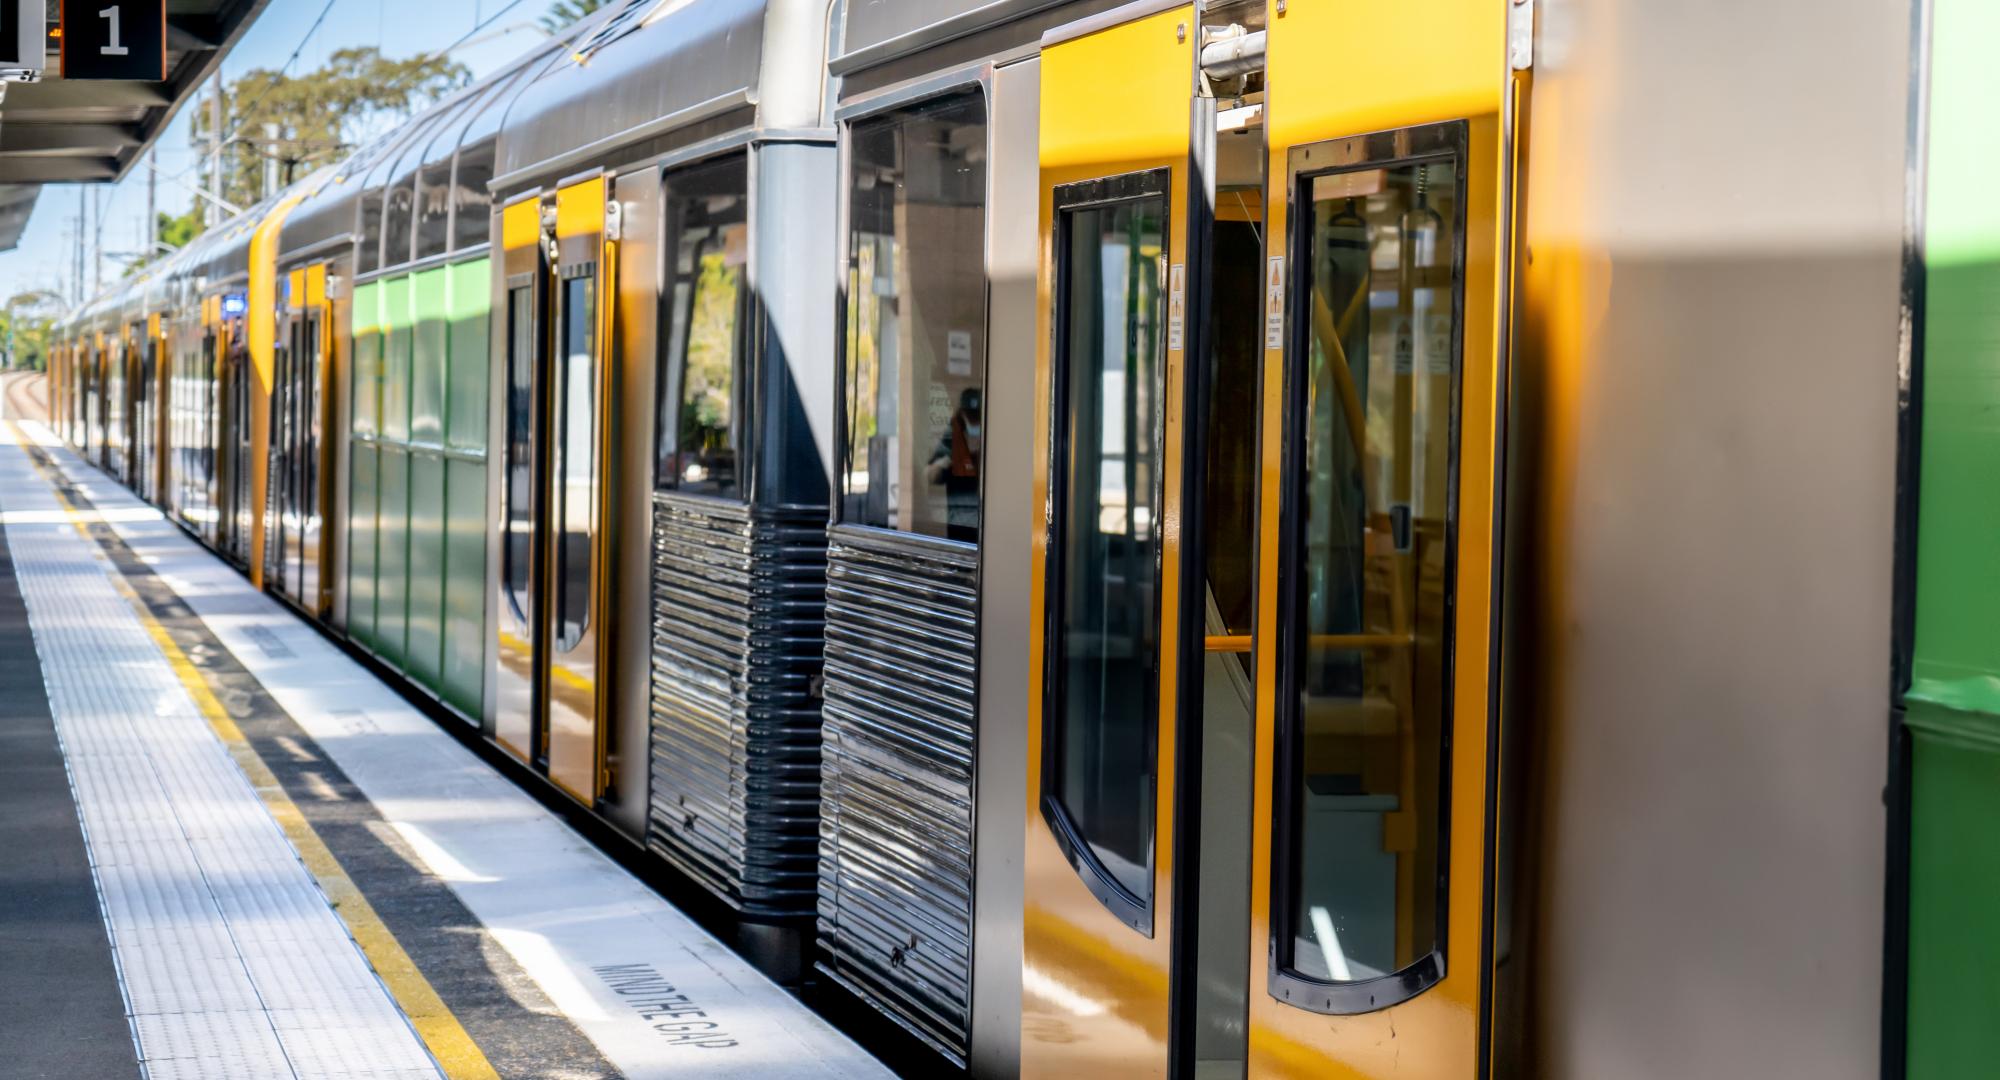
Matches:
[[0, 398, 890, 1079]]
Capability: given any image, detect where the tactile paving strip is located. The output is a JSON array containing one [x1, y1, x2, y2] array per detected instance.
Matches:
[[0, 433, 442, 1080]]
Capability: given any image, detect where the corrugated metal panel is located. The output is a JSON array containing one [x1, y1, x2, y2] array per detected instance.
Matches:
[[648, 491, 827, 917], [817, 525, 976, 1062]]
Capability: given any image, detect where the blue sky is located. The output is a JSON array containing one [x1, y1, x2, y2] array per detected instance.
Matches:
[[0, 0, 556, 303]]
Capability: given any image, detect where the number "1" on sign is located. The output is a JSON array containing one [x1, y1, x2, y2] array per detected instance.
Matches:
[[98, 6, 127, 55], [60, 0, 163, 79]]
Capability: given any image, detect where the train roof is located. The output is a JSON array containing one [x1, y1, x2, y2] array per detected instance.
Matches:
[[61, 0, 838, 316], [493, 0, 830, 193], [278, 13, 594, 269], [830, 0, 1133, 79]]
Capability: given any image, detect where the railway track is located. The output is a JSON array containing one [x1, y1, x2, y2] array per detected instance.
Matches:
[[1, 369, 48, 423]]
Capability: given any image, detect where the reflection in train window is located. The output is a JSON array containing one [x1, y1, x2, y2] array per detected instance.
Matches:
[[358, 192, 384, 275], [1281, 156, 1461, 988], [416, 162, 453, 259], [503, 284, 536, 625], [452, 139, 495, 250], [1044, 180, 1168, 914], [658, 153, 746, 499], [840, 90, 988, 542], [383, 180, 416, 269], [552, 272, 595, 651]]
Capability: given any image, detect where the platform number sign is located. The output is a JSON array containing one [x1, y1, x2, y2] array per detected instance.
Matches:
[[60, 0, 163, 81], [0, 0, 48, 73]]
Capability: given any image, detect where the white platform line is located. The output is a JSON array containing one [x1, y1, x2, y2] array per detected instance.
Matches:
[[28, 420, 895, 1080], [0, 426, 441, 1080]]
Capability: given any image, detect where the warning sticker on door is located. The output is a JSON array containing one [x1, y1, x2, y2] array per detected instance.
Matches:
[[1265, 256, 1286, 350], [1168, 263, 1185, 351]]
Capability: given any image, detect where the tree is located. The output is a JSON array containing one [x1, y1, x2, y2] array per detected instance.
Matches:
[[123, 207, 206, 277], [158, 206, 204, 251], [192, 46, 471, 211], [3, 291, 66, 371], [539, 0, 607, 33]]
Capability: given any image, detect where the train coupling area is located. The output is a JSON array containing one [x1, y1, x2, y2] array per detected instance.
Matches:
[[0, 414, 891, 1079]]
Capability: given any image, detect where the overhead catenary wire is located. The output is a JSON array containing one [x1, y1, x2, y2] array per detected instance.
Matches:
[[212, 0, 539, 173], [118, 0, 547, 264], [442, 0, 536, 55]]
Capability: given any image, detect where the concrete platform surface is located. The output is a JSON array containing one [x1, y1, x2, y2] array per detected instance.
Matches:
[[0, 415, 893, 1080]]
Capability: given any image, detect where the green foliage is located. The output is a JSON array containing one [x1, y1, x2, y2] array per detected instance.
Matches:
[[539, 0, 608, 33], [2, 291, 65, 371], [194, 46, 471, 210], [681, 251, 739, 442], [158, 206, 204, 250], [123, 207, 206, 277]]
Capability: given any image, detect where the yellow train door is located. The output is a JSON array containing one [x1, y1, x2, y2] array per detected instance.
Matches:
[[1246, 1, 1522, 1075], [493, 180, 616, 805], [1025, 4, 1196, 1076], [545, 175, 615, 803], [495, 194, 544, 765]]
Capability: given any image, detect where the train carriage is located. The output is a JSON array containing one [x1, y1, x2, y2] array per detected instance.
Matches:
[[40, 0, 1931, 1077]]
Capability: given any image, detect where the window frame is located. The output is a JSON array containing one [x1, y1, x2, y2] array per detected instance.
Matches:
[[1268, 119, 1469, 1016], [1039, 166, 1175, 937], [831, 81, 993, 545]]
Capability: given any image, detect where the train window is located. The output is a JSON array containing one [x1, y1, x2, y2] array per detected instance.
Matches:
[[416, 162, 453, 260], [1275, 147, 1463, 1001], [839, 90, 988, 542], [383, 181, 417, 269], [107, 343, 124, 438], [272, 329, 289, 542], [551, 271, 595, 650], [358, 191, 384, 275], [201, 333, 217, 508], [1042, 172, 1170, 928], [303, 312, 321, 557], [503, 283, 537, 624], [452, 139, 495, 250], [657, 153, 746, 499]]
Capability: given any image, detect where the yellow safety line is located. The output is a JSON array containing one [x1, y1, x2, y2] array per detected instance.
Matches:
[[8, 422, 500, 1080]]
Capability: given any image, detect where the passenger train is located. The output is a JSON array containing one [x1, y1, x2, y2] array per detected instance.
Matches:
[[47, 0, 1922, 1077]]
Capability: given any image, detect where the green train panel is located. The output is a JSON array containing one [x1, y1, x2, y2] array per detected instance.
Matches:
[[344, 259, 490, 719]]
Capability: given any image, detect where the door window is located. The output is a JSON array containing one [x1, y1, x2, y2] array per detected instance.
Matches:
[[273, 328, 291, 568], [1276, 138, 1463, 1004], [1042, 171, 1170, 928], [551, 270, 595, 651], [502, 283, 537, 625]]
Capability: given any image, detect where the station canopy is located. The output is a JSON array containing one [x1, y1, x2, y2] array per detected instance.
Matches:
[[0, 0, 268, 250]]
